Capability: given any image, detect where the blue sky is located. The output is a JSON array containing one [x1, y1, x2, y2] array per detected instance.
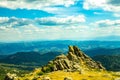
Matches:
[[0, 0, 120, 42]]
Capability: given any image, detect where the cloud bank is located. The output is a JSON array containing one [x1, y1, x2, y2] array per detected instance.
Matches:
[[0, 0, 77, 9], [0, 16, 120, 42], [83, 0, 120, 12]]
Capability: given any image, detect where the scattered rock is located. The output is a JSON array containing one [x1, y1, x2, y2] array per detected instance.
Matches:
[[4, 73, 17, 80], [42, 76, 51, 80], [64, 77, 73, 80]]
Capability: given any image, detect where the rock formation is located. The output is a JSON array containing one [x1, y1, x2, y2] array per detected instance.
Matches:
[[42, 46, 105, 73], [42, 76, 51, 80]]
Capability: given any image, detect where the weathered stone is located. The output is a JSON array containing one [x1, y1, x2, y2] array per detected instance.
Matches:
[[64, 77, 73, 80], [69, 45, 74, 52], [55, 54, 67, 60], [48, 61, 53, 64], [67, 52, 78, 62], [96, 61, 106, 70], [4, 73, 17, 80], [42, 77, 51, 80]]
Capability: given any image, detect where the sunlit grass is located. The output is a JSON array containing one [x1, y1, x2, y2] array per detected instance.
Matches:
[[18, 68, 120, 80]]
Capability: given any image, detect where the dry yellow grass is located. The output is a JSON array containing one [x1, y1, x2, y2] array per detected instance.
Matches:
[[17, 68, 120, 80], [38, 71, 114, 80]]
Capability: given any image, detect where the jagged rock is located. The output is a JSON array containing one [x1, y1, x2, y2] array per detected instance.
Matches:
[[42, 76, 51, 80], [53, 54, 72, 70], [96, 61, 106, 70], [69, 45, 74, 52], [42, 46, 105, 73], [64, 77, 73, 80], [4, 73, 17, 80], [72, 64, 81, 71]]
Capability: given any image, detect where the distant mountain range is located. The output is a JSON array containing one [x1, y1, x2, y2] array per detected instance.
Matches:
[[94, 36, 120, 41], [0, 41, 120, 55], [84, 48, 120, 56]]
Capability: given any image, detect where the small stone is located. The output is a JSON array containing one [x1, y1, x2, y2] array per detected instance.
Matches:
[[4, 73, 18, 80], [64, 77, 73, 80], [42, 76, 51, 80]]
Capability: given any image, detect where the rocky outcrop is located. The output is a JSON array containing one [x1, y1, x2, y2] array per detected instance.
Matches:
[[4, 73, 17, 80], [42, 46, 105, 72]]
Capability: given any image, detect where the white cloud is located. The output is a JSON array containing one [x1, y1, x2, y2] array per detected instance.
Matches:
[[0, 27, 22, 42], [114, 13, 120, 17], [93, 12, 103, 15], [0, 16, 120, 42], [0, 17, 9, 23], [83, 0, 120, 12], [0, 24, 91, 41], [83, 0, 107, 10], [0, 15, 85, 29], [35, 15, 86, 25], [0, 17, 33, 28], [0, 0, 77, 10], [94, 19, 120, 27], [0, 16, 86, 41], [87, 19, 120, 39], [43, 5, 81, 16]]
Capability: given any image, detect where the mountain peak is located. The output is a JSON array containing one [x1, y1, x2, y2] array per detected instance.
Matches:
[[42, 46, 105, 73], [69, 45, 81, 52]]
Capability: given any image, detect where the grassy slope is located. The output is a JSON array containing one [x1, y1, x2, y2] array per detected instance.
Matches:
[[0, 63, 38, 80], [18, 68, 120, 80]]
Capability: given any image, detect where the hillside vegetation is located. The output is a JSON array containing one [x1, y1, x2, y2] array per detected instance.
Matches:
[[0, 63, 33, 80], [93, 54, 120, 71], [0, 51, 60, 66]]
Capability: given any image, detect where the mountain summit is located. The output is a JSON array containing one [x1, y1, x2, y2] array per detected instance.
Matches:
[[42, 46, 105, 73]]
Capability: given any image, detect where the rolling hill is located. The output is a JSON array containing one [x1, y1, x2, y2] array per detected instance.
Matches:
[[93, 54, 120, 71], [0, 51, 60, 66]]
